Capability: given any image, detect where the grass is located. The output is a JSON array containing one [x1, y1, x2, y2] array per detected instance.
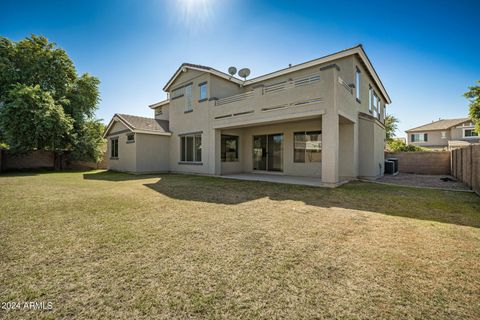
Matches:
[[0, 170, 479, 319]]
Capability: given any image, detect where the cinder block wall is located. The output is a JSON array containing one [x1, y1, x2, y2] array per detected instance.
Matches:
[[385, 152, 451, 175], [4, 150, 55, 170]]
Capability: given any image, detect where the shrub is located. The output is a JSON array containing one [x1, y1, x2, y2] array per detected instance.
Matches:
[[387, 140, 426, 152]]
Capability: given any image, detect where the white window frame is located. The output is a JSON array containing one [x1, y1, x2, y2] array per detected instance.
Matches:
[[294, 131, 322, 163], [411, 133, 428, 143], [199, 82, 207, 101], [441, 131, 447, 139], [184, 84, 192, 112], [463, 128, 478, 138], [368, 86, 373, 113], [355, 68, 361, 101], [155, 107, 163, 116], [180, 133, 202, 163]]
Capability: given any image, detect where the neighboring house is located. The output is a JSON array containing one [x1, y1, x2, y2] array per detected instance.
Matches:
[[392, 137, 406, 144], [406, 118, 479, 150], [104, 45, 391, 186]]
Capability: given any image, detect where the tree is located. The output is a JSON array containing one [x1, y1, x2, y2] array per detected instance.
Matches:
[[70, 119, 106, 163], [465, 80, 480, 133], [386, 140, 425, 152], [385, 115, 399, 141], [0, 35, 104, 162], [0, 84, 73, 153]]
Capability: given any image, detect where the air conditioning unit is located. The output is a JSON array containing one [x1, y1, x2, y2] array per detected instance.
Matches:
[[384, 161, 395, 174], [386, 158, 399, 174]]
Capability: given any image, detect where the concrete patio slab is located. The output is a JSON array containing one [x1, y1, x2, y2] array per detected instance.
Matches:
[[220, 173, 346, 187]]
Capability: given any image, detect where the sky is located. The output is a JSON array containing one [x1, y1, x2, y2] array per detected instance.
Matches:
[[1, 0, 479, 137]]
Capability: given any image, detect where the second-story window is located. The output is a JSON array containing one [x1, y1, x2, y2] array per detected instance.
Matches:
[[464, 129, 478, 138], [199, 82, 207, 101], [368, 86, 373, 113], [411, 133, 428, 142], [185, 84, 192, 112], [172, 86, 184, 99], [355, 68, 361, 101], [155, 107, 163, 116]]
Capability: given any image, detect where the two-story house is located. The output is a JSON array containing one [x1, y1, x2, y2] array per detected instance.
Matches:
[[406, 118, 479, 150], [104, 45, 391, 186]]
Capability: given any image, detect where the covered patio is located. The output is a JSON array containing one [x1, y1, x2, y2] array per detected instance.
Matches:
[[214, 113, 357, 187]]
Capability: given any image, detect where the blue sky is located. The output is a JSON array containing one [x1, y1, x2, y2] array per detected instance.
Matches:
[[1, 0, 479, 137]]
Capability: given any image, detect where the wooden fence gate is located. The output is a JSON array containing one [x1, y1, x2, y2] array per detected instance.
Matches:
[[451, 144, 480, 195]]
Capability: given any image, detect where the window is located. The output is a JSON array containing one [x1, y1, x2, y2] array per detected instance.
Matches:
[[110, 138, 118, 158], [221, 135, 239, 162], [441, 131, 447, 139], [180, 134, 202, 162], [294, 131, 322, 163], [355, 68, 361, 101], [376, 99, 381, 120], [464, 129, 478, 137], [171, 86, 184, 99], [368, 86, 373, 113], [411, 133, 428, 142], [372, 92, 379, 118], [199, 82, 207, 101], [126, 133, 135, 143], [184, 84, 192, 112], [155, 107, 163, 116], [369, 86, 382, 118]]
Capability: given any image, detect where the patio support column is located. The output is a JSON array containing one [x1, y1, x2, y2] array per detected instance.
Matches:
[[321, 112, 339, 185], [208, 128, 221, 175], [339, 121, 356, 179]]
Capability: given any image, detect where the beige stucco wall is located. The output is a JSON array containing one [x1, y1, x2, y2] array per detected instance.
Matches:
[[162, 54, 387, 183], [220, 128, 245, 175], [238, 118, 322, 177], [106, 121, 137, 173], [135, 133, 170, 173], [168, 70, 214, 175], [154, 104, 169, 121], [450, 123, 480, 142], [407, 129, 448, 147], [106, 120, 170, 173], [352, 55, 387, 119], [358, 115, 385, 179]]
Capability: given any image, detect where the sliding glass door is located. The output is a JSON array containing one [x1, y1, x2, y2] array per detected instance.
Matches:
[[253, 134, 283, 172]]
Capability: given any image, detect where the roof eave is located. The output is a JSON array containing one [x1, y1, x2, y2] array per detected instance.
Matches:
[[102, 114, 134, 138], [242, 45, 391, 104], [149, 99, 170, 109], [132, 130, 172, 136], [163, 64, 243, 92]]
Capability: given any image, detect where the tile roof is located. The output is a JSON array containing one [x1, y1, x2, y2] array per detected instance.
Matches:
[[116, 114, 170, 133], [406, 118, 470, 132]]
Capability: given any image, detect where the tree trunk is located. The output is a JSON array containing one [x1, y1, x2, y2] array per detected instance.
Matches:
[[54, 152, 64, 170]]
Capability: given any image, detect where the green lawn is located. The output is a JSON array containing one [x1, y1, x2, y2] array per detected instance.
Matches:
[[0, 170, 479, 319]]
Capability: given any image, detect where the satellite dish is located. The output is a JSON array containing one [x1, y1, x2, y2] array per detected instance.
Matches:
[[238, 68, 250, 80], [228, 66, 237, 76]]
